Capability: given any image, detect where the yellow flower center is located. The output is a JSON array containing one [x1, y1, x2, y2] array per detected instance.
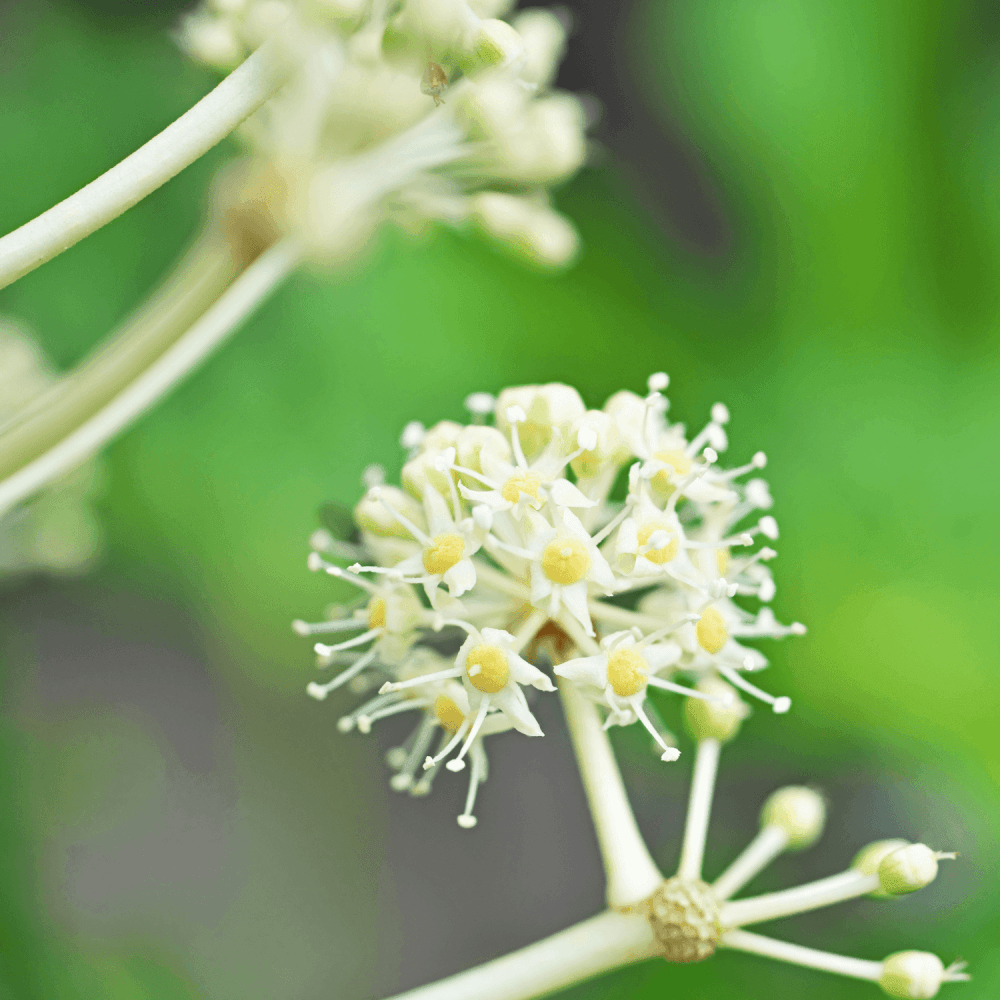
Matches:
[[434, 695, 467, 734], [423, 533, 465, 575], [696, 606, 728, 654], [607, 647, 648, 697], [367, 597, 386, 630], [637, 521, 679, 564], [651, 449, 692, 493], [500, 472, 541, 504], [465, 644, 510, 693], [570, 449, 601, 480], [542, 536, 591, 585]]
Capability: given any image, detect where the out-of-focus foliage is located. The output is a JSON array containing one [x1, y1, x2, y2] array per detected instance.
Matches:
[[0, 0, 996, 998]]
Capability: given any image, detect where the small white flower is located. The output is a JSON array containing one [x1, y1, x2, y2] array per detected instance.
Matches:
[[524, 506, 615, 636]]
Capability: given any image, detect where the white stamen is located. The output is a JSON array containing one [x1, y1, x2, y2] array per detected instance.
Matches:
[[306, 648, 379, 701], [717, 664, 790, 713], [457, 745, 485, 828], [446, 697, 491, 771], [314, 627, 383, 656], [293, 617, 366, 636], [400, 421, 425, 450], [647, 372, 669, 392], [362, 464, 385, 489], [711, 402, 730, 424], [379, 666, 464, 694], [464, 392, 495, 416]]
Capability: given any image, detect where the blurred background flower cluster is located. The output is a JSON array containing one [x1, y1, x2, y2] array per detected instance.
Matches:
[[0, 0, 997, 997]]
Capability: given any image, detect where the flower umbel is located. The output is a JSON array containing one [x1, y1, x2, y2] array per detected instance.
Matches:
[[181, 0, 588, 269], [297, 376, 802, 827]]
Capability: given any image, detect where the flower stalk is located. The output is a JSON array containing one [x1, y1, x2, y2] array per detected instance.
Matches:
[[0, 39, 289, 291]]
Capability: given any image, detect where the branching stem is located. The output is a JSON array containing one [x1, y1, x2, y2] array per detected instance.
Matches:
[[381, 909, 659, 1000], [0, 238, 300, 517], [0, 39, 289, 290]]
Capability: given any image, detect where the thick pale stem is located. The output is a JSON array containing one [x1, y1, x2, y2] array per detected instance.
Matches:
[[0, 40, 289, 290], [558, 680, 663, 909], [0, 239, 300, 516], [0, 235, 238, 474], [381, 910, 660, 1000], [676, 738, 720, 881], [720, 870, 879, 928], [720, 930, 883, 981], [712, 824, 789, 901]]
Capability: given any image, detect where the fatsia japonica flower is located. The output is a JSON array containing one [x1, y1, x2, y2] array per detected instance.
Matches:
[[181, 0, 588, 269], [296, 374, 802, 825], [294, 376, 968, 1000]]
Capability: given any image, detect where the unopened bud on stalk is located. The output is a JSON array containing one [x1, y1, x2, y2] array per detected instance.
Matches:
[[878, 843, 956, 896], [879, 952, 969, 998], [759, 786, 825, 850], [684, 678, 747, 742]]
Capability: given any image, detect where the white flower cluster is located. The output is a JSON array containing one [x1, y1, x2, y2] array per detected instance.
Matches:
[[297, 376, 804, 827], [0, 322, 102, 576], [180, 0, 587, 268]]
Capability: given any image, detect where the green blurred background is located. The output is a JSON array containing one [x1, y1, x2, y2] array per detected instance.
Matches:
[[0, 0, 997, 996]]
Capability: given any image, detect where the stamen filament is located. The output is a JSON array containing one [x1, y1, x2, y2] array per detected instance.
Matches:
[[390, 714, 439, 792], [379, 667, 463, 694], [447, 697, 491, 771], [358, 699, 430, 733], [717, 664, 791, 713], [314, 627, 384, 656], [306, 647, 379, 701], [293, 617, 366, 636], [423, 716, 473, 769], [645, 676, 724, 702], [457, 745, 485, 828]]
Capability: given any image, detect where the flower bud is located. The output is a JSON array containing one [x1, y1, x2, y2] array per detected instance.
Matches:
[[462, 18, 524, 72], [851, 839, 910, 899], [512, 9, 567, 88], [879, 952, 949, 999], [354, 485, 425, 539], [683, 677, 748, 743], [878, 843, 954, 896], [759, 786, 826, 850], [456, 424, 511, 480], [495, 383, 586, 457], [472, 193, 578, 267]]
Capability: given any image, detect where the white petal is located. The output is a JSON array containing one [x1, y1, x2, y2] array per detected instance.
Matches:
[[509, 652, 556, 690], [548, 478, 597, 508], [643, 641, 683, 672], [615, 516, 639, 556], [553, 654, 607, 688], [560, 581, 594, 635], [492, 685, 543, 736], [444, 558, 477, 596], [423, 484, 456, 535], [587, 548, 617, 591]]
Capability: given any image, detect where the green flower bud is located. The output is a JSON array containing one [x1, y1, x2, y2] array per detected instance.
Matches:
[[759, 786, 826, 850]]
